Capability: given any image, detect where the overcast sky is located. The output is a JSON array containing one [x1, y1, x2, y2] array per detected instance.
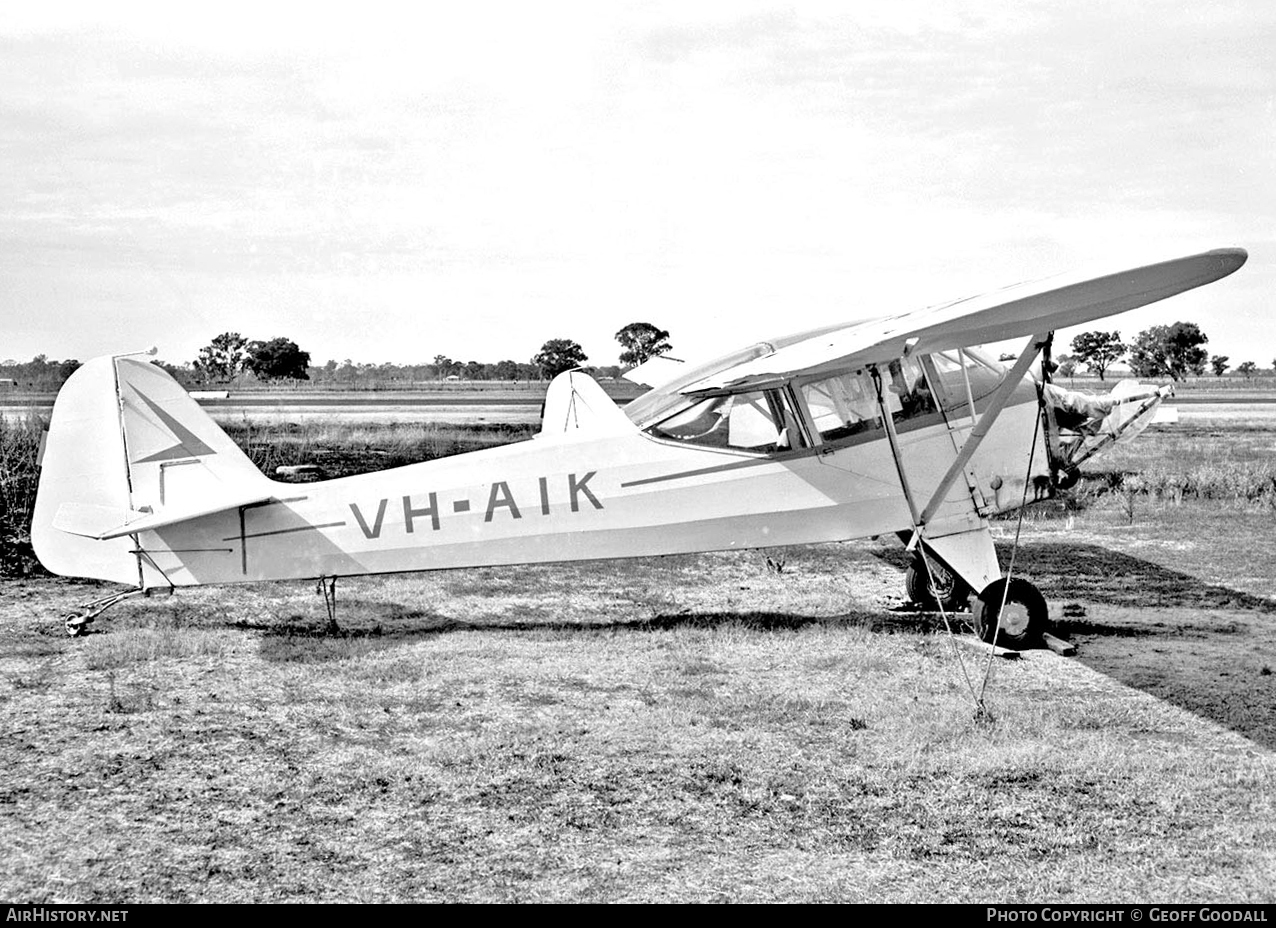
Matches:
[[1, 1, 1272, 370]]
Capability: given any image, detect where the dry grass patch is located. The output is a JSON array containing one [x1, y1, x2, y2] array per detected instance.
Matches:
[[81, 628, 231, 671], [2, 548, 1275, 902], [221, 419, 538, 479]]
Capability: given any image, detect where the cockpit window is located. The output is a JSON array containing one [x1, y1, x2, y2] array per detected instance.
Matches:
[[646, 389, 806, 453], [924, 349, 1008, 415], [800, 371, 882, 442], [887, 357, 938, 422]]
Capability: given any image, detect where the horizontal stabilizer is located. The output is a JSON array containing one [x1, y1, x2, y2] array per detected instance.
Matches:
[[56, 490, 275, 540], [52, 503, 147, 540]]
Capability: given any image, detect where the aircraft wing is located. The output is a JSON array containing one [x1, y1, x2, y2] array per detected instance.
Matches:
[[682, 248, 1247, 393], [621, 354, 687, 389]]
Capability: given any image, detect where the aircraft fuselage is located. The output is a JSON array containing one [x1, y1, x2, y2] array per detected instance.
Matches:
[[134, 390, 1045, 588]]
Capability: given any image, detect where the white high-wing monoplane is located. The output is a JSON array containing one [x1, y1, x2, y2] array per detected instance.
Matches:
[[32, 248, 1247, 643]]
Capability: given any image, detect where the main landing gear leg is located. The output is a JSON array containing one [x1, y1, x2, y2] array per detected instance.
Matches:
[[318, 575, 340, 635], [904, 552, 971, 612]]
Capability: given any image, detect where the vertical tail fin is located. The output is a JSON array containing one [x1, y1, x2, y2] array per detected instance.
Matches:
[[32, 356, 272, 584], [539, 370, 636, 438]]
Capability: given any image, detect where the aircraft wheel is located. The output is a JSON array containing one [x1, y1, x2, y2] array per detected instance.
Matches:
[[905, 559, 970, 612], [63, 613, 91, 637], [973, 578, 1048, 650]]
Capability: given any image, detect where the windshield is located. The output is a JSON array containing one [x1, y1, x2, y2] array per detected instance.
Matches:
[[645, 389, 807, 453]]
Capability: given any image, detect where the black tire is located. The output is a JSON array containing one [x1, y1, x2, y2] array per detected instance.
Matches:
[[973, 578, 1048, 649], [1055, 466, 1081, 491], [905, 559, 970, 612]]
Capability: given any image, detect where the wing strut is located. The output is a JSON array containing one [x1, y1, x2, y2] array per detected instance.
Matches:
[[871, 359, 988, 714], [917, 333, 1050, 528]]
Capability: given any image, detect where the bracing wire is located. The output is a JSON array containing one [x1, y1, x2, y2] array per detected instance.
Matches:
[[918, 387, 1044, 720], [916, 543, 983, 708], [975, 404, 1043, 707]]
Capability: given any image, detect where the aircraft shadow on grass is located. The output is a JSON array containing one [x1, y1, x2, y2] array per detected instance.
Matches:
[[241, 537, 1276, 645], [243, 539, 1274, 748], [245, 604, 885, 658]]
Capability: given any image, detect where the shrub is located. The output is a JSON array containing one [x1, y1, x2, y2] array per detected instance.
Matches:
[[0, 415, 46, 576]]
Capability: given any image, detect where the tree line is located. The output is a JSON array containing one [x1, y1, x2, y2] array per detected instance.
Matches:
[[179, 322, 673, 386], [1059, 323, 1268, 381], [0, 322, 678, 390], [10, 319, 1270, 391]]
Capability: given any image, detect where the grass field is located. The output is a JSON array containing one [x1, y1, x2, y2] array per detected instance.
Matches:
[[1, 415, 1275, 902]]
